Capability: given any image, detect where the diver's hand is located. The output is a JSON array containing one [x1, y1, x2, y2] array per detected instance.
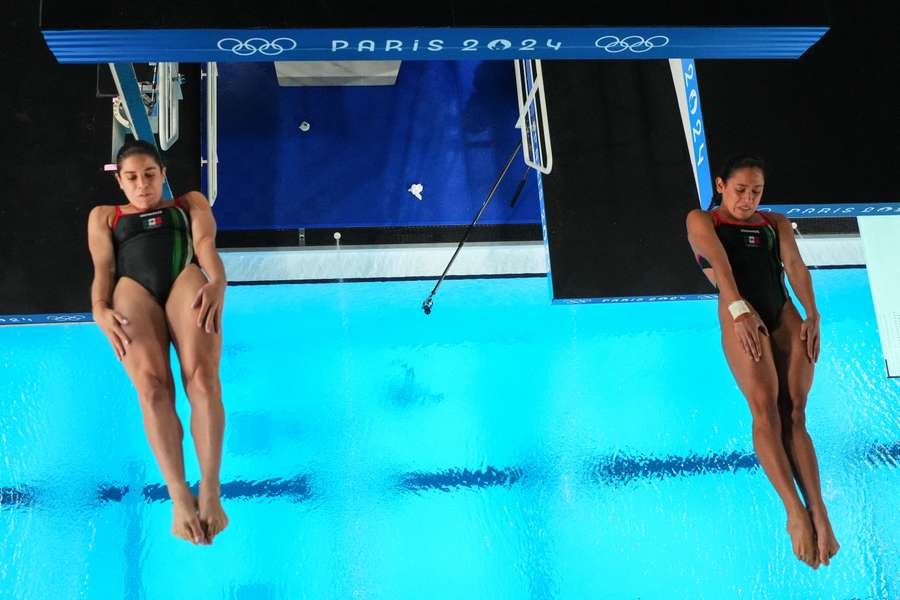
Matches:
[[192, 280, 225, 334], [800, 312, 821, 363], [93, 304, 130, 361], [734, 312, 768, 362]]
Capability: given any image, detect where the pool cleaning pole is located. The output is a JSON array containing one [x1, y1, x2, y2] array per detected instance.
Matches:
[[422, 141, 523, 315]]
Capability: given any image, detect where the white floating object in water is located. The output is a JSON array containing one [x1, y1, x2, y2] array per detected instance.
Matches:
[[299, 121, 311, 132], [408, 183, 424, 201]]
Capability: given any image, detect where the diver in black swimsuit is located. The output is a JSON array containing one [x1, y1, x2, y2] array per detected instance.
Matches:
[[87, 140, 229, 546], [686, 155, 839, 570], [112, 196, 198, 305], [696, 208, 788, 332]]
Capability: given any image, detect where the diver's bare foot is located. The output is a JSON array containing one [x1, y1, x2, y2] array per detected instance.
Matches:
[[198, 483, 229, 544], [810, 507, 840, 566], [170, 488, 208, 545], [787, 510, 819, 569]]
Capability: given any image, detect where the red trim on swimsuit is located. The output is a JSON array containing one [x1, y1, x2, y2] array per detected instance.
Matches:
[[757, 212, 776, 227], [711, 209, 768, 227], [113, 198, 186, 228]]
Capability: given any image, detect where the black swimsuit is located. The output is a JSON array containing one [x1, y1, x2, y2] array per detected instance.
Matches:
[[696, 210, 789, 331], [113, 197, 197, 305]]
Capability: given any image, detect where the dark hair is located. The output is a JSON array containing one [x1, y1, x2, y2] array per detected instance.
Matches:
[[116, 139, 164, 172], [709, 154, 765, 208]]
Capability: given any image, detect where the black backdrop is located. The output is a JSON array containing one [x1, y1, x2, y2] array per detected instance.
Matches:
[[0, 2, 894, 313], [0, 3, 200, 314]]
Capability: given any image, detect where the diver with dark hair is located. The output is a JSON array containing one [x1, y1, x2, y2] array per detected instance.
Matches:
[[686, 155, 839, 569], [87, 139, 229, 545]]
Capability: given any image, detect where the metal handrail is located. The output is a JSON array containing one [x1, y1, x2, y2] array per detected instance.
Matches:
[[514, 59, 553, 175]]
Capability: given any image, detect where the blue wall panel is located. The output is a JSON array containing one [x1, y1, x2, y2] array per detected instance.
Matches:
[[211, 61, 541, 230]]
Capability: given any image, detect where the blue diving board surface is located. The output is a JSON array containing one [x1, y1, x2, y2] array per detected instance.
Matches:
[[43, 27, 828, 63], [39, 1, 830, 64], [761, 203, 900, 218]]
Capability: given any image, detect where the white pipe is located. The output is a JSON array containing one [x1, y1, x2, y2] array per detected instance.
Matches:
[[158, 62, 180, 151], [206, 62, 218, 206]]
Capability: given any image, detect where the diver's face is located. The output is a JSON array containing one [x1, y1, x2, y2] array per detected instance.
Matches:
[[717, 167, 764, 220], [116, 154, 166, 208]]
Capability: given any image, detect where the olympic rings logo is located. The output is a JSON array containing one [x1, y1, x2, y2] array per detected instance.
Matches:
[[0, 313, 89, 325], [217, 37, 298, 56], [47, 315, 87, 322], [594, 35, 669, 53]]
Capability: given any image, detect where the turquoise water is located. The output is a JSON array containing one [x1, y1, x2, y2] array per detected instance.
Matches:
[[1, 269, 898, 599]]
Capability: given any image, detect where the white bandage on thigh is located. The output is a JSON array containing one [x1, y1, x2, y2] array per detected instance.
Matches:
[[728, 300, 751, 320]]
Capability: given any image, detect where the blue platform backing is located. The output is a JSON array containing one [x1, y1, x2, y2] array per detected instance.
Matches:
[[208, 60, 542, 230]]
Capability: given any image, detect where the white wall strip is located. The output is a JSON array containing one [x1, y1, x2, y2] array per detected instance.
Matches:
[[221, 241, 549, 282], [795, 234, 865, 268], [221, 235, 862, 284]]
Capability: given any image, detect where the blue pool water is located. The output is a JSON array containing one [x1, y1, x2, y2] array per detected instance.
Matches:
[[1, 269, 898, 599]]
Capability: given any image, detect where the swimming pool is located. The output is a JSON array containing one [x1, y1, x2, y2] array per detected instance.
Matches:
[[1, 269, 897, 599]]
